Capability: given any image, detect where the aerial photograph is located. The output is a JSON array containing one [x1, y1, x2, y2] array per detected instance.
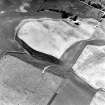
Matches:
[[0, 0, 105, 105]]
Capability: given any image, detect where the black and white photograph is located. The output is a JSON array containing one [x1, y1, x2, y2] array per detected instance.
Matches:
[[0, 0, 105, 105]]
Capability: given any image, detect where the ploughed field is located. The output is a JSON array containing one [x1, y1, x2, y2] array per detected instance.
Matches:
[[0, 0, 105, 105]]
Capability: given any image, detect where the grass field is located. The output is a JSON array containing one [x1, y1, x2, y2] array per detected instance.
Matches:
[[0, 55, 63, 105]]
